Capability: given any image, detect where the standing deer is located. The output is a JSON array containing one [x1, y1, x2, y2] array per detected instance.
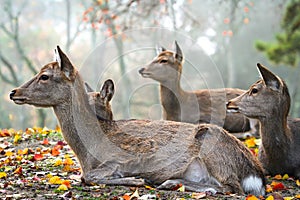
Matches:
[[10, 46, 265, 195], [85, 80, 114, 120], [139, 41, 257, 137], [227, 63, 300, 178]]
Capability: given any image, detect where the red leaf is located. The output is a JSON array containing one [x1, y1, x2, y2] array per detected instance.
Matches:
[[271, 181, 286, 191], [33, 154, 44, 161], [41, 138, 49, 145]]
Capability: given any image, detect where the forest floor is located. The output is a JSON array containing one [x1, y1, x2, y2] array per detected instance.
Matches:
[[0, 127, 299, 199]]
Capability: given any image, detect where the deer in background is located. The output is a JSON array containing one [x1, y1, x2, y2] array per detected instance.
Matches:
[[227, 63, 300, 178], [139, 41, 257, 137], [10, 46, 265, 195], [85, 80, 114, 121]]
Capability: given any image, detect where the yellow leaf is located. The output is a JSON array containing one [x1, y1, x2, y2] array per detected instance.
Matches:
[[58, 184, 68, 191], [5, 151, 14, 157], [14, 134, 21, 143], [282, 174, 289, 180], [283, 197, 293, 200], [244, 137, 257, 148], [177, 184, 185, 192], [0, 172, 7, 178], [144, 185, 155, 190], [266, 195, 274, 200], [296, 179, 300, 186], [49, 176, 62, 184], [64, 158, 74, 165], [54, 159, 63, 166]]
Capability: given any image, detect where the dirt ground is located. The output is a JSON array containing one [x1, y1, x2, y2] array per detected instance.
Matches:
[[0, 128, 299, 199]]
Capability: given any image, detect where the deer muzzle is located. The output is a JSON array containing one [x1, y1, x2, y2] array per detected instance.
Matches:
[[9, 89, 27, 105]]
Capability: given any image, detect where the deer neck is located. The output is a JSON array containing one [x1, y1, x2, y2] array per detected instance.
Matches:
[[259, 113, 291, 157], [53, 74, 109, 171], [159, 77, 185, 121]]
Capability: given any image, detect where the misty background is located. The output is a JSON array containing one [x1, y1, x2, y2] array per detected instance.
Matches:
[[1, 0, 298, 130]]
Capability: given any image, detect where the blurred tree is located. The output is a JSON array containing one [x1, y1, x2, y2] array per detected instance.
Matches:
[[255, 0, 300, 116], [0, 0, 46, 127], [256, 0, 300, 66]]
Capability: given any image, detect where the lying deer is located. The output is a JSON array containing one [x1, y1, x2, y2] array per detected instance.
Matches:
[[85, 80, 114, 120], [227, 63, 300, 178], [139, 41, 257, 137], [10, 46, 265, 195]]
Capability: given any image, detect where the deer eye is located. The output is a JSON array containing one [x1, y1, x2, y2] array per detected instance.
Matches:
[[39, 74, 49, 81], [159, 59, 168, 64], [250, 88, 258, 95]]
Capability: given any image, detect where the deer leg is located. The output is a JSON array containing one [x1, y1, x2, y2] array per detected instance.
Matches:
[[83, 168, 145, 186], [157, 179, 221, 194]]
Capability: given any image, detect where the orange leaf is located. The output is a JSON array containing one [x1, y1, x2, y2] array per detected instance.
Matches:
[[51, 146, 60, 156], [266, 184, 273, 193], [246, 194, 259, 200], [34, 154, 44, 161], [61, 180, 71, 188], [295, 194, 300, 198], [0, 129, 10, 137], [14, 166, 22, 175], [123, 194, 131, 200], [274, 174, 282, 180], [41, 138, 49, 145]]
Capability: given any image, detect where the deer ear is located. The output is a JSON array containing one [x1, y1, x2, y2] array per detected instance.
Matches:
[[257, 63, 282, 91], [84, 82, 94, 93], [56, 46, 75, 81], [155, 45, 166, 55], [100, 79, 115, 102], [174, 41, 183, 62]]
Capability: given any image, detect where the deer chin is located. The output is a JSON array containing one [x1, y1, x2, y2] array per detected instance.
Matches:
[[11, 97, 27, 105], [140, 72, 152, 78]]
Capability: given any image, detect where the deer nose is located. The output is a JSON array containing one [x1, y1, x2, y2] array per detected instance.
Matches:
[[138, 68, 145, 74], [9, 90, 16, 100]]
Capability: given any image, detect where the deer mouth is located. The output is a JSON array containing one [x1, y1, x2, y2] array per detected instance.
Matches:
[[226, 102, 240, 113], [138, 68, 152, 78], [11, 97, 27, 105]]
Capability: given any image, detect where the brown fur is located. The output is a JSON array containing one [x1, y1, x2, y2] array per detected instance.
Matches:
[[9, 46, 265, 195], [139, 41, 256, 136], [227, 63, 300, 178]]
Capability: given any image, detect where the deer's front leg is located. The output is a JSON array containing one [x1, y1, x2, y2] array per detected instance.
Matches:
[[83, 168, 145, 186]]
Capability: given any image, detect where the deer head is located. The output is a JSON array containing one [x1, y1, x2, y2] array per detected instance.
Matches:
[[10, 46, 77, 107], [85, 80, 115, 120], [227, 63, 290, 120], [139, 41, 183, 83]]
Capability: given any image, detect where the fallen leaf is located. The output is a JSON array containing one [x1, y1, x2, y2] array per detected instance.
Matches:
[[33, 154, 44, 161], [58, 184, 68, 191], [283, 197, 294, 200], [244, 137, 257, 148], [61, 180, 71, 188], [274, 175, 282, 180], [246, 195, 259, 200], [49, 176, 62, 184], [123, 194, 131, 200], [51, 145, 60, 156], [266, 184, 273, 193], [177, 184, 185, 192], [14, 166, 22, 175], [63, 158, 74, 165], [295, 194, 300, 198], [282, 174, 289, 180], [271, 181, 286, 191], [13, 134, 21, 143], [296, 179, 300, 186], [0, 172, 7, 178], [266, 195, 274, 200], [53, 159, 63, 166], [41, 138, 49, 145]]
